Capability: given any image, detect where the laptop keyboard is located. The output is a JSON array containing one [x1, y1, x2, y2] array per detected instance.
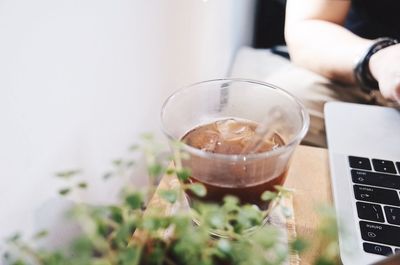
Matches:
[[349, 156, 400, 256]]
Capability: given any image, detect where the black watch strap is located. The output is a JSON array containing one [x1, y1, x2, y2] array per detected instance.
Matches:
[[354, 37, 399, 93]]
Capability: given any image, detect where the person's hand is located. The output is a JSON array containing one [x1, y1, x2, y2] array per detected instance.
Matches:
[[369, 43, 400, 103]]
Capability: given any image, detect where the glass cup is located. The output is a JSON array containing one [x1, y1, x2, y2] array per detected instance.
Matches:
[[160, 79, 309, 211]]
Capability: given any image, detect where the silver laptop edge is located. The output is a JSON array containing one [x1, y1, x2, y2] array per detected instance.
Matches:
[[325, 102, 400, 265]]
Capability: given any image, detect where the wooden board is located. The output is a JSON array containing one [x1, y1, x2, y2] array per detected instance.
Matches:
[[141, 145, 333, 264], [285, 145, 333, 263]]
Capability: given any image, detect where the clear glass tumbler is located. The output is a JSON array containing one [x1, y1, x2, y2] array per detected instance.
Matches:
[[161, 79, 309, 210]]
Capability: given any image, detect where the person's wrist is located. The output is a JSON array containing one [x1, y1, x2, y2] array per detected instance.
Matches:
[[369, 43, 400, 102], [354, 38, 399, 93], [369, 43, 399, 83], [368, 54, 380, 81]]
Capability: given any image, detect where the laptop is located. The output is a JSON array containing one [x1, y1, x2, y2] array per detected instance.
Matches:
[[325, 102, 400, 264]]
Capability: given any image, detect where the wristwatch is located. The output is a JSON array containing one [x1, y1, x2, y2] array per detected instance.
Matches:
[[354, 37, 399, 93]]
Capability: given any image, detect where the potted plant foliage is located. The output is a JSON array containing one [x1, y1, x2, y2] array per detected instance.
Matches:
[[3, 135, 340, 265]]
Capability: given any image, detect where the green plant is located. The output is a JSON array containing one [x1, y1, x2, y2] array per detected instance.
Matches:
[[3, 135, 340, 265]]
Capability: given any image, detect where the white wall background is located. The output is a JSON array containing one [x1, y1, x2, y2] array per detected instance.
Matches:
[[0, 0, 255, 242]]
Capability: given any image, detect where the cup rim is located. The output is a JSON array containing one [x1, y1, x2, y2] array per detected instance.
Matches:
[[160, 78, 310, 161]]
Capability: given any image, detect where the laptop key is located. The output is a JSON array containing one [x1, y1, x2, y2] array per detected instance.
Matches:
[[397, 162, 400, 174], [354, 185, 400, 206], [351, 169, 400, 189], [349, 156, 372, 170], [363, 242, 393, 256], [372, 159, 397, 174], [360, 221, 400, 247], [384, 206, 400, 225], [357, 202, 384, 222], [396, 248, 400, 253]]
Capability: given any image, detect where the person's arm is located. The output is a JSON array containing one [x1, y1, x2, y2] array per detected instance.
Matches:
[[285, 0, 400, 102]]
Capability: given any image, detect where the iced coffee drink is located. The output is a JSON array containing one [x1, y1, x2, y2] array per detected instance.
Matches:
[[161, 79, 309, 211], [182, 118, 287, 210]]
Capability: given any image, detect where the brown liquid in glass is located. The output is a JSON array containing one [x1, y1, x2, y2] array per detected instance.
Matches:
[[181, 118, 287, 210]]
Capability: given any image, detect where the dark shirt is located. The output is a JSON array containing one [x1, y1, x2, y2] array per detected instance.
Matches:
[[345, 0, 400, 40]]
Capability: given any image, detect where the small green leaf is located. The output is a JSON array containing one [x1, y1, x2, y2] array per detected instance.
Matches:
[[166, 168, 175, 175], [109, 206, 123, 224], [290, 238, 308, 253], [222, 196, 240, 213], [252, 226, 280, 248], [59, 188, 71, 196], [141, 217, 170, 231], [142, 218, 156, 230], [223, 195, 239, 206], [261, 190, 277, 201], [187, 183, 206, 197], [158, 189, 178, 204], [7, 233, 21, 242], [112, 159, 123, 167], [55, 170, 80, 179], [70, 236, 93, 256], [125, 193, 142, 209], [148, 164, 163, 177], [77, 182, 88, 189], [118, 245, 141, 265], [96, 220, 109, 238], [33, 230, 48, 239], [176, 168, 191, 181], [115, 221, 136, 247], [128, 144, 140, 151]]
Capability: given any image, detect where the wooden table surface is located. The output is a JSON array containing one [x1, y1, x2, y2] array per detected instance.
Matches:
[[285, 145, 333, 264], [144, 145, 333, 264]]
